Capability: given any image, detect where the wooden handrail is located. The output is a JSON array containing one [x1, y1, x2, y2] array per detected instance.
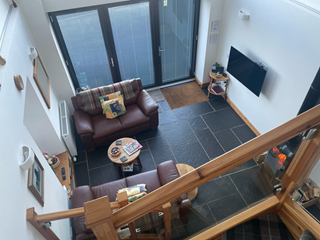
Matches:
[[191, 196, 279, 240], [112, 104, 320, 229], [35, 202, 121, 223]]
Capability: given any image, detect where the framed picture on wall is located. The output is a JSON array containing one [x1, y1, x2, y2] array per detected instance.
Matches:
[[28, 152, 44, 206]]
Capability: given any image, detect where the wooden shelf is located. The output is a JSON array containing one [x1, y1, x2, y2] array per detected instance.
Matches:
[[55, 151, 75, 198], [207, 71, 230, 100]]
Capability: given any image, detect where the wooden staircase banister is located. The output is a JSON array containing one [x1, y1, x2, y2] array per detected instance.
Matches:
[[112, 104, 320, 229]]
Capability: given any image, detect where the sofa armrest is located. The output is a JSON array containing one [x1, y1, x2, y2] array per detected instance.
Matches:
[[137, 90, 158, 116], [74, 110, 94, 135], [157, 160, 180, 186]]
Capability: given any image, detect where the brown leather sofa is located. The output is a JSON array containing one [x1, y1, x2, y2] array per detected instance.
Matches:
[[72, 79, 159, 151], [71, 160, 191, 240]]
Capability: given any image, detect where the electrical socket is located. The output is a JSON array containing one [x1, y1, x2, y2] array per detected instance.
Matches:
[[257, 59, 262, 67]]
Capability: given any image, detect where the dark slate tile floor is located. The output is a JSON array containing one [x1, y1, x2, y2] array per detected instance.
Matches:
[[73, 84, 273, 239]]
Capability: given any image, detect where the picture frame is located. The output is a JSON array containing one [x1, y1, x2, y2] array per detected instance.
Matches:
[[28, 152, 44, 206], [33, 51, 50, 109]]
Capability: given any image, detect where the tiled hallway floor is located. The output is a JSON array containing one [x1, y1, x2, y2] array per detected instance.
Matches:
[[72, 83, 273, 239]]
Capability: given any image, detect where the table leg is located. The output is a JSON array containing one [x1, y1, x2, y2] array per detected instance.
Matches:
[[118, 164, 125, 178], [136, 156, 142, 171]]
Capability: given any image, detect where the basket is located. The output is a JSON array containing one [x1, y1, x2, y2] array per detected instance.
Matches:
[[111, 147, 121, 157], [51, 157, 60, 169]]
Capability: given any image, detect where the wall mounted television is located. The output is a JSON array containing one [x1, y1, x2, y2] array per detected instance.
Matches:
[[227, 46, 267, 97]]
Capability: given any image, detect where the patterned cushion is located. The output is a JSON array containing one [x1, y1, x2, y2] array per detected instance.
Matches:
[[101, 96, 126, 119], [99, 91, 122, 105]]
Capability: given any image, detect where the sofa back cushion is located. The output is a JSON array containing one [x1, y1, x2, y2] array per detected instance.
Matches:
[[92, 178, 127, 202], [71, 79, 143, 116], [126, 170, 161, 193]]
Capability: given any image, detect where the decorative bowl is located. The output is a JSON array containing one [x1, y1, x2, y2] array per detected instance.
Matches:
[[111, 147, 121, 157]]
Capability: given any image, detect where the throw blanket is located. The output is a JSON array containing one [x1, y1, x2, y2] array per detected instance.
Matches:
[[78, 79, 136, 111]]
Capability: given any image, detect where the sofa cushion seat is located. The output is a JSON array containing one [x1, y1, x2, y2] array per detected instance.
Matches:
[[92, 179, 127, 202], [92, 114, 123, 140], [126, 170, 161, 193], [119, 104, 150, 130]]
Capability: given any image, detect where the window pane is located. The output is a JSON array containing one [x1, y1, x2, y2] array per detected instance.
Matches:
[[57, 10, 113, 89], [159, 0, 195, 83], [108, 2, 155, 86]]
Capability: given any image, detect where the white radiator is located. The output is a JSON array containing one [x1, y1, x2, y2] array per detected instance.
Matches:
[[59, 100, 77, 157]]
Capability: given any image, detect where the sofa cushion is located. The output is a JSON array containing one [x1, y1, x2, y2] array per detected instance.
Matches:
[[119, 104, 150, 130], [126, 170, 161, 193], [92, 114, 123, 140], [92, 179, 127, 202]]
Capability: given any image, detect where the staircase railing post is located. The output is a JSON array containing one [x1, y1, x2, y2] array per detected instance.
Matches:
[[84, 196, 119, 240], [117, 192, 138, 240]]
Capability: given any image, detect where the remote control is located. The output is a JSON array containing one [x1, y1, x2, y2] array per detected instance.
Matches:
[[62, 167, 66, 180]]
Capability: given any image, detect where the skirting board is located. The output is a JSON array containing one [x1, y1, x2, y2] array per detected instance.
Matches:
[[195, 75, 209, 88], [226, 98, 261, 136]]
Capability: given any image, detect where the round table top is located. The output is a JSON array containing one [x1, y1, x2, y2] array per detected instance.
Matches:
[[108, 137, 141, 165], [209, 71, 230, 81], [176, 163, 198, 201]]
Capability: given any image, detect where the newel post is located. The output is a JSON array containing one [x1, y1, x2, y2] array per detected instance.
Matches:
[[84, 196, 119, 240], [117, 192, 138, 240]]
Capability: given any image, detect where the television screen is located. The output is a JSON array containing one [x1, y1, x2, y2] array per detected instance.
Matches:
[[227, 46, 267, 97]]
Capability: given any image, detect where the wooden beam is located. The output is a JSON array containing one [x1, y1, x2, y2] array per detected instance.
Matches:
[[226, 98, 261, 136], [84, 196, 119, 240], [278, 196, 320, 240], [112, 104, 320, 229], [190, 197, 279, 240], [26, 208, 59, 240]]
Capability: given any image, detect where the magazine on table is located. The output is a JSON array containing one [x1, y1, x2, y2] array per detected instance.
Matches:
[[123, 140, 142, 156]]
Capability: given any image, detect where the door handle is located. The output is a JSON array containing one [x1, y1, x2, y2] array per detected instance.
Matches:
[[110, 58, 114, 67], [158, 46, 165, 56]]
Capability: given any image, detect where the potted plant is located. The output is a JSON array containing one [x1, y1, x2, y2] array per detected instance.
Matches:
[[42, 152, 60, 172]]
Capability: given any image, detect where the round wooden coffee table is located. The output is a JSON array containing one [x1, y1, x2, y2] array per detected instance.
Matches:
[[108, 137, 142, 178], [176, 164, 198, 201]]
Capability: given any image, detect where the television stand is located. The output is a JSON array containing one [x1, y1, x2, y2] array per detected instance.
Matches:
[[207, 71, 230, 100]]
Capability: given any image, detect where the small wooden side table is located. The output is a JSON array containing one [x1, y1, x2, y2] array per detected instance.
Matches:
[[207, 71, 230, 100], [55, 151, 75, 198], [108, 137, 142, 178], [176, 164, 198, 201]]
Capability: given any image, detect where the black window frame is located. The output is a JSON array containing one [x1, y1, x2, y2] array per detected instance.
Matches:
[[48, 0, 200, 90]]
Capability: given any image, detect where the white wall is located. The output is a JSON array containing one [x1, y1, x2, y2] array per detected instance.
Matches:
[[195, 0, 225, 84], [216, 0, 320, 134], [15, 0, 76, 112], [0, 3, 71, 239]]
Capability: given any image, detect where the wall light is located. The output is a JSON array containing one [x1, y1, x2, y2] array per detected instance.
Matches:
[[20, 146, 35, 171], [28, 47, 37, 60]]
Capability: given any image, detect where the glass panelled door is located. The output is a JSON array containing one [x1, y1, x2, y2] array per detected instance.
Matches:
[[108, 2, 155, 87], [56, 10, 114, 89], [50, 0, 199, 89], [158, 0, 196, 83]]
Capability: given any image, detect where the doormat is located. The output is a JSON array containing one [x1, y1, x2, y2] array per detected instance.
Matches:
[[161, 82, 208, 110]]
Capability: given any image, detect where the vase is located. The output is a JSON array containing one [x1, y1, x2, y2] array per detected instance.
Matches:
[[52, 157, 60, 169]]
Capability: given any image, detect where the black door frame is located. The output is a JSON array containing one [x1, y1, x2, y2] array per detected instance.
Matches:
[[48, 0, 200, 90]]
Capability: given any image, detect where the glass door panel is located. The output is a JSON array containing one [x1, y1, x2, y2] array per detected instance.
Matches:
[[57, 10, 114, 89], [108, 2, 155, 87], [158, 0, 195, 83]]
